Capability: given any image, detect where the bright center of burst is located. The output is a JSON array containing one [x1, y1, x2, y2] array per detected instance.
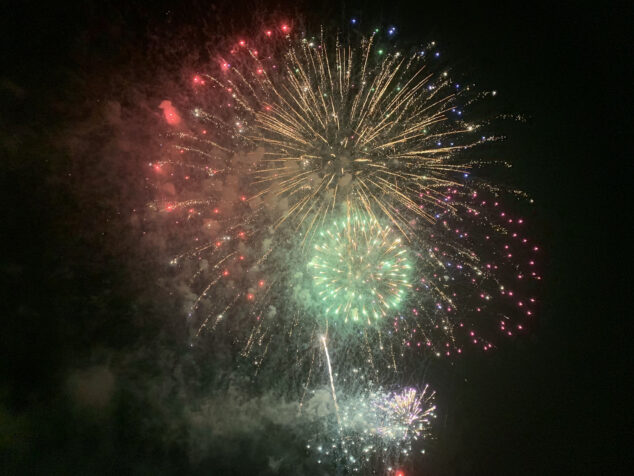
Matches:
[[312, 148, 355, 183], [309, 214, 411, 324], [305, 139, 377, 188]]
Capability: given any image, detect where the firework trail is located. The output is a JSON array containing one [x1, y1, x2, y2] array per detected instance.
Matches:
[[321, 334, 341, 427]]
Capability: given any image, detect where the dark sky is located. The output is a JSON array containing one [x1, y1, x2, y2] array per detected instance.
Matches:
[[1, 0, 629, 474]]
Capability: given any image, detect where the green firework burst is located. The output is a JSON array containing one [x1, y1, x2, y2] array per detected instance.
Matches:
[[309, 212, 412, 325]]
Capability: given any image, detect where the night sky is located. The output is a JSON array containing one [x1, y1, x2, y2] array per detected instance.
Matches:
[[1, 1, 628, 474]]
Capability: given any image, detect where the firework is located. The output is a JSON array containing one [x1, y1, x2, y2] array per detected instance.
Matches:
[[152, 24, 540, 367], [142, 21, 544, 476], [309, 208, 411, 325], [307, 385, 436, 472], [198, 30, 482, 241]]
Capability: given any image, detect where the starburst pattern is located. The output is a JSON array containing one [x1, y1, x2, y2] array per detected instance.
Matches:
[[309, 209, 411, 325], [198, 31, 481, 242]]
